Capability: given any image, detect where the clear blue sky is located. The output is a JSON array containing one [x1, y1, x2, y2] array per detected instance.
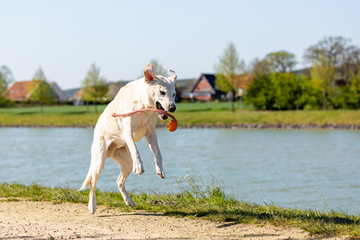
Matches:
[[1, 0, 359, 89]]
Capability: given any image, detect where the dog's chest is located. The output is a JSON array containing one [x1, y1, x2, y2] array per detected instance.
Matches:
[[133, 128, 147, 142], [132, 113, 158, 142]]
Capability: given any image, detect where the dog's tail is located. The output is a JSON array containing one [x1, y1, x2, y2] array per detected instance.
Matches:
[[79, 170, 92, 191]]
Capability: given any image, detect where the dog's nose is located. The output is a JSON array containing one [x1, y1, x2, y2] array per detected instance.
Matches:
[[169, 104, 176, 113]]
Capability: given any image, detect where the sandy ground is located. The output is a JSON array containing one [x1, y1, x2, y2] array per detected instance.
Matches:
[[0, 199, 348, 240]]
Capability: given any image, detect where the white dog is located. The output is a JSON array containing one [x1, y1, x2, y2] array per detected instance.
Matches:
[[80, 64, 177, 213]]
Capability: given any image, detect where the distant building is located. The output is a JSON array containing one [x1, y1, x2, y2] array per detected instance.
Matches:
[[292, 67, 311, 77], [293, 67, 347, 87], [66, 80, 127, 106], [73, 89, 83, 105], [178, 73, 253, 102], [107, 81, 129, 100], [4, 80, 68, 102], [4, 81, 32, 101], [64, 88, 81, 101], [64, 88, 83, 105], [50, 82, 68, 102], [175, 78, 197, 101], [188, 74, 225, 102]]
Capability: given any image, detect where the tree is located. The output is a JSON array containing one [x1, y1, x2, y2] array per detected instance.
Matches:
[[28, 68, 56, 113], [310, 55, 335, 110], [81, 76, 93, 113], [81, 63, 108, 114], [215, 42, 245, 112], [250, 51, 296, 77], [304, 36, 348, 66], [304, 36, 360, 81], [149, 59, 167, 76], [341, 72, 360, 109], [341, 45, 360, 80], [0, 66, 14, 107], [264, 50, 297, 73], [250, 58, 272, 77], [0, 66, 13, 93]]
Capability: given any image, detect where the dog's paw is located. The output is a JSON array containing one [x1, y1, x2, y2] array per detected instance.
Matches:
[[125, 198, 136, 208], [156, 170, 166, 179], [133, 162, 144, 175], [88, 202, 96, 214]]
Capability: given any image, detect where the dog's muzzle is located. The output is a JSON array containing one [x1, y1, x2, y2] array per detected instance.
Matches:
[[169, 104, 176, 113], [156, 101, 173, 120]]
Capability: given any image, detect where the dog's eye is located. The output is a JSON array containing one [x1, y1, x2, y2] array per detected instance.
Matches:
[[160, 90, 166, 96]]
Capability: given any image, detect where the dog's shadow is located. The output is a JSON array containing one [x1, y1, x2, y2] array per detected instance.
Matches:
[[97, 212, 164, 218]]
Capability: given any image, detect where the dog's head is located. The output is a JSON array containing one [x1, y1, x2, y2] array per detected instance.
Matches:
[[143, 64, 177, 120]]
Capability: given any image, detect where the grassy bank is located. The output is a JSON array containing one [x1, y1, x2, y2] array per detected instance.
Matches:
[[0, 105, 102, 127], [0, 182, 359, 237], [0, 103, 360, 127]]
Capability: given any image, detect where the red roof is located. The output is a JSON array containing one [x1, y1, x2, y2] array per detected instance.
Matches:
[[73, 89, 82, 99], [4, 81, 32, 101]]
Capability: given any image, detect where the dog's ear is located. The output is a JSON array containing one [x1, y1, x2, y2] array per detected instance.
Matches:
[[168, 69, 177, 82], [144, 64, 155, 82]]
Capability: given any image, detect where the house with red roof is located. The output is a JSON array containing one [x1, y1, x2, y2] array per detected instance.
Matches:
[[3, 81, 33, 101], [180, 73, 253, 102], [186, 74, 226, 102], [4, 80, 68, 102]]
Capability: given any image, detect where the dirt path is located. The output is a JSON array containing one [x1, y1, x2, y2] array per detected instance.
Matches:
[[0, 199, 346, 240]]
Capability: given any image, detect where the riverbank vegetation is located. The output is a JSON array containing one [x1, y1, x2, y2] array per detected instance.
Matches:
[[245, 71, 360, 111], [219, 36, 360, 111], [0, 182, 359, 237], [0, 103, 360, 128]]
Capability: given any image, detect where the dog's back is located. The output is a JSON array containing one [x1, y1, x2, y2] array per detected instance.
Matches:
[[94, 77, 158, 141]]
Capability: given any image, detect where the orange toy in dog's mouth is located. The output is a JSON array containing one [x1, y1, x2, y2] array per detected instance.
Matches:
[[112, 109, 177, 132], [166, 119, 177, 132]]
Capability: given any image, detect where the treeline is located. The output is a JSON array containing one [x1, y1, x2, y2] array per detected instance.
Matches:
[[0, 67, 75, 112], [246, 72, 360, 110], [244, 36, 360, 110], [0, 60, 163, 113], [0, 62, 109, 113]]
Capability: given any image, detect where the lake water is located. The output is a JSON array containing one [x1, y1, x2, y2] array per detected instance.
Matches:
[[0, 127, 359, 214]]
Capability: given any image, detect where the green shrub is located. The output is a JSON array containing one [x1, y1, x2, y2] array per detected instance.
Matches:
[[245, 73, 322, 110], [341, 74, 360, 109]]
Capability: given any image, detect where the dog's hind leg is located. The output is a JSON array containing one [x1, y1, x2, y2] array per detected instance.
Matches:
[[111, 147, 136, 207], [87, 137, 107, 214]]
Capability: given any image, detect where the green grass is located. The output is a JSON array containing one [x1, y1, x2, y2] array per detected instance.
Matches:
[[0, 103, 360, 127], [0, 180, 359, 237], [176, 109, 360, 126], [0, 105, 104, 126]]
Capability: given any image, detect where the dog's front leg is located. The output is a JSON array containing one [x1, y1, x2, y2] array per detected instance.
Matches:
[[123, 128, 144, 175], [145, 130, 166, 179]]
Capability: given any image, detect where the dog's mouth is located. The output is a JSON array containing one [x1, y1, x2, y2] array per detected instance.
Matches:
[[156, 101, 168, 120]]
